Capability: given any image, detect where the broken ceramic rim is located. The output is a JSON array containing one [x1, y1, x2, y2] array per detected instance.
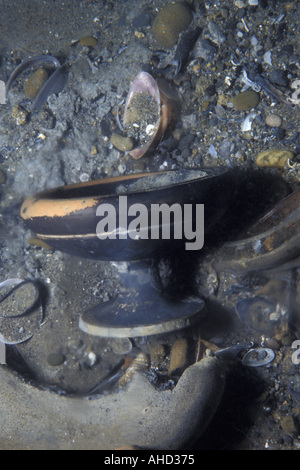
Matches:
[[0, 278, 43, 344]]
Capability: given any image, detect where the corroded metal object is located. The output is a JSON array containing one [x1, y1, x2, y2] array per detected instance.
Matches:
[[21, 168, 234, 337], [214, 189, 300, 273]]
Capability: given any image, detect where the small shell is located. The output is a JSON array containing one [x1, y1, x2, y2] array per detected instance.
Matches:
[[123, 71, 180, 159], [242, 348, 275, 367]]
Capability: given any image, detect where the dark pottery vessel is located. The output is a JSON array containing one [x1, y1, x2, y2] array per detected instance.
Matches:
[[21, 168, 235, 337]]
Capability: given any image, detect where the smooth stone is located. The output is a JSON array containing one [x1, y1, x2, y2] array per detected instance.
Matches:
[[231, 90, 260, 111], [79, 36, 97, 47], [152, 3, 193, 48], [256, 149, 294, 168], [194, 38, 218, 61], [265, 113, 282, 128], [24, 68, 48, 99], [168, 337, 188, 374], [110, 133, 135, 152], [110, 337, 132, 355]]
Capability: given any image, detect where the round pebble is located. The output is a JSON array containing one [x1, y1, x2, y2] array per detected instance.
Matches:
[[231, 91, 260, 111], [265, 113, 282, 128], [110, 337, 132, 355], [256, 149, 294, 168], [24, 68, 48, 100], [79, 36, 97, 47], [152, 3, 193, 48], [168, 337, 189, 375], [110, 133, 135, 152], [11, 105, 28, 125], [149, 342, 167, 367], [280, 415, 297, 435]]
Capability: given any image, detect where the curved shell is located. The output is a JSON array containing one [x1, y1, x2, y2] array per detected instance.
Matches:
[[123, 71, 180, 159]]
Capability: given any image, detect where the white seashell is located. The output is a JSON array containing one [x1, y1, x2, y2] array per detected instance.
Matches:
[[241, 112, 257, 132]]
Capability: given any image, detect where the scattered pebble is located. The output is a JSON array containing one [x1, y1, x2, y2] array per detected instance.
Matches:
[[234, 0, 246, 8], [193, 38, 218, 61], [265, 113, 282, 128], [168, 337, 189, 375], [152, 3, 193, 48], [256, 149, 294, 168], [149, 342, 167, 367], [110, 133, 135, 152], [207, 21, 226, 44], [231, 91, 260, 111], [24, 68, 48, 99], [280, 415, 297, 435], [79, 36, 97, 47], [263, 50, 272, 66], [11, 105, 28, 125], [134, 31, 145, 39], [268, 69, 289, 88], [110, 337, 132, 355]]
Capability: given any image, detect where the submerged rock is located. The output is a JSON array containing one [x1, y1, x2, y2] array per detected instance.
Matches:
[[152, 3, 193, 48], [231, 90, 260, 111], [24, 68, 48, 99], [256, 149, 293, 168]]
